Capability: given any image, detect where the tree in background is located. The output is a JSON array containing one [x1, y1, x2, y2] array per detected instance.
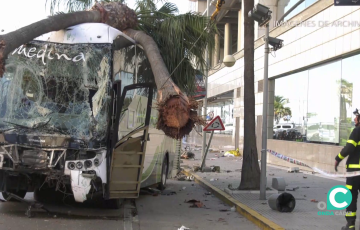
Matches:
[[274, 96, 292, 124], [228, 0, 260, 190]]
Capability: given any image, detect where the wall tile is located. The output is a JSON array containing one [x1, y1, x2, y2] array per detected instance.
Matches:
[[343, 32, 352, 54], [335, 36, 344, 56], [351, 9, 360, 32], [351, 29, 360, 50], [343, 14, 353, 35]]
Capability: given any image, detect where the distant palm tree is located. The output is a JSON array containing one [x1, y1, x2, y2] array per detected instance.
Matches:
[[274, 96, 292, 124]]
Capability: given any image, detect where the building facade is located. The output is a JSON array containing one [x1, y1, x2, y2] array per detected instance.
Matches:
[[189, 0, 360, 173]]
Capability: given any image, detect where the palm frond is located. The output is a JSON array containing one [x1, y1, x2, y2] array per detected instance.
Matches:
[[132, 2, 216, 95], [47, 0, 124, 15]]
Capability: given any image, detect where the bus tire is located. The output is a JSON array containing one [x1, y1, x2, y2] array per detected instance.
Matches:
[[158, 154, 168, 191], [2, 189, 27, 201], [105, 198, 123, 209]]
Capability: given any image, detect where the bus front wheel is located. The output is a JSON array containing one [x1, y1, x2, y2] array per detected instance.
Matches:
[[158, 155, 168, 191]]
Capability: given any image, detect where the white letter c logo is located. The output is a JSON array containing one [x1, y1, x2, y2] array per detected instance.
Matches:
[[330, 187, 348, 208]]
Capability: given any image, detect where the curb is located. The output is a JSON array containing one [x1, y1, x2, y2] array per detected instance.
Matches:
[[182, 169, 285, 230]]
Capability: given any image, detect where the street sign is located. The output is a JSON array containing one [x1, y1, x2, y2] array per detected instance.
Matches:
[[203, 116, 225, 131]]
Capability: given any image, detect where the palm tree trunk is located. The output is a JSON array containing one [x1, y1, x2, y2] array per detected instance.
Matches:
[[238, 0, 260, 190], [123, 29, 203, 139], [0, 2, 201, 139]]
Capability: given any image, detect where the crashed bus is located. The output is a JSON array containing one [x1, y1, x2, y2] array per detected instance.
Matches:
[[0, 23, 179, 209]]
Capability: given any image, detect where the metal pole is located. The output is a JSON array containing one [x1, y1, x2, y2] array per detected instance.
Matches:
[[260, 24, 270, 200], [202, 0, 210, 165], [201, 131, 214, 170]]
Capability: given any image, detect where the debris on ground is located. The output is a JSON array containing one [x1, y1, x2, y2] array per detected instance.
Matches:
[[161, 190, 177, 196], [219, 209, 229, 212], [303, 176, 307, 179], [288, 167, 300, 173], [311, 199, 318, 203], [231, 206, 236, 212], [286, 187, 299, 191], [269, 173, 275, 176], [193, 166, 201, 172], [185, 199, 204, 208], [225, 170, 232, 173], [210, 158, 217, 160], [182, 187, 186, 190], [302, 186, 310, 188], [262, 202, 267, 205], [178, 226, 190, 230], [218, 218, 226, 222], [181, 151, 195, 159], [175, 173, 194, 182], [210, 166, 221, 172], [235, 169, 242, 172], [223, 148, 242, 157], [140, 188, 161, 196], [205, 192, 212, 195], [190, 202, 204, 208]]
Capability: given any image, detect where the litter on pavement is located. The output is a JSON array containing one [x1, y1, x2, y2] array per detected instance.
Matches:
[[268, 192, 296, 212], [286, 186, 299, 191], [210, 166, 220, 172], [185, 199, 204, 208], [161, 190, 177, 196], [178, 226, 190, 230], [223, 148, 242, 157], [181, 151, 195, 159]]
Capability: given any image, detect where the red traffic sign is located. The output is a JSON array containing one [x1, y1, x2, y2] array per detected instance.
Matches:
[[203, 116, 225, 131]]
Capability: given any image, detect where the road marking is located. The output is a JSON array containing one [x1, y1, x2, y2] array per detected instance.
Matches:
[[123, 199, 133, 230]]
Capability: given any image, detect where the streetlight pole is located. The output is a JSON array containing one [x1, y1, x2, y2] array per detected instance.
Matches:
[[260, 24, 270, 200], [201, 0, 210, 165]]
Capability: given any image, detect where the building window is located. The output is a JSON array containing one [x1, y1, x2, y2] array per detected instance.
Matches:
[[278, 0, 319, 23], [273, 53, 360, 146], [258, 80, 264, 93]]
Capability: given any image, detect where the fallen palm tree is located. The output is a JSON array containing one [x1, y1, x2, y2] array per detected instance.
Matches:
[[0, 2, 205, 139]]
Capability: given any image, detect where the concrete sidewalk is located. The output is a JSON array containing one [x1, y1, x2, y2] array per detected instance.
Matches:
[[181, 149, 357, 230]]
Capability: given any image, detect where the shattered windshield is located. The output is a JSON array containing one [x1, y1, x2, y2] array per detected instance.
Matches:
[[0, 41, 112, 142]]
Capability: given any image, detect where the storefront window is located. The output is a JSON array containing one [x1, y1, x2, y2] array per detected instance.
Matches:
[[207, 102, 234, 135], [307, 61, 341, 144], [273, 53, 360, 146], [274, 71, 308, 141], [340, 54, 360, 145]]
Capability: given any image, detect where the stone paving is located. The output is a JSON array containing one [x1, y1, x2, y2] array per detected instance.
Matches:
[[180, 147, 357, 230]]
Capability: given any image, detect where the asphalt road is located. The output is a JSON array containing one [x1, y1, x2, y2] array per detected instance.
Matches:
[[0, 180, 258, 230]]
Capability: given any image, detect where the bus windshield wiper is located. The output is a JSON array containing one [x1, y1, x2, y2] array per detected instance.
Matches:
[[4, 118, 51, 130], [4, 121, 34, 129]]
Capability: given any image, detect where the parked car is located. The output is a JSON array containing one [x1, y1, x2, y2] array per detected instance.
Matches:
[[224, 123, 233, 135], [274, 128, 302, 141]]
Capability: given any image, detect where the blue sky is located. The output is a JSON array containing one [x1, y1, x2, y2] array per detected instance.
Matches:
[[0, 0, 189, 33]]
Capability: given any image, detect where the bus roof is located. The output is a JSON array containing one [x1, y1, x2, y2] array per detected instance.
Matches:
[[33, 23, 136, 48]]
